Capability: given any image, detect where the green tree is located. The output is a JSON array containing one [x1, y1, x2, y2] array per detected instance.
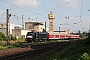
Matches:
[[0, 32, 6, 41], [78, 30, 80, 34], [11, 35, 17, 40], [84, 32, 90, 45]]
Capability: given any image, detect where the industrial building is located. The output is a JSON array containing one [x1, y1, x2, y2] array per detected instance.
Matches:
[[12, 22, 45, 38], [12, 29, 31, 39], [0, 22, 6, 36], [0, 22, 47, 39], [25, 22, 44, 32]]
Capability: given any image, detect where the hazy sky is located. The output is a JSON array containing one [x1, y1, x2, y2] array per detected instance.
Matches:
[[0, 0, 90, 33]]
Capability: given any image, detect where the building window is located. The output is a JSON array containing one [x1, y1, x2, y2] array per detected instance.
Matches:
[[1, 24, 3, 27], [22, 35, 25, 38]]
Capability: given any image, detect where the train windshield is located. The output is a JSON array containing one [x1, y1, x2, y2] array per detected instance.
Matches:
[[27, 32, 33, 36]]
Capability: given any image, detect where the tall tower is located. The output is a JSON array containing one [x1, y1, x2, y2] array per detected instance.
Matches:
[[48, 10, 55, 32]]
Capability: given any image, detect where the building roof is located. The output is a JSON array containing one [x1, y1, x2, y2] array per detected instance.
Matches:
[[54, 31, 65, 32], [0, 22, 6, 24], [25, 22, 43, 25]]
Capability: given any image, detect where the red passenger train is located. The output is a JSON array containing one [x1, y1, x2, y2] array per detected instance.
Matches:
[[48, 33, 80, 40], [26, 32, 80, 42]]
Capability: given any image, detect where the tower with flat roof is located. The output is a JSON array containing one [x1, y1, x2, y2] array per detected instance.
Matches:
[[48, 10, 55, 32]]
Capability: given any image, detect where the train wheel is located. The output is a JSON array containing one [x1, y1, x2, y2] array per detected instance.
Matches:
[[44, 39, 47, 42]]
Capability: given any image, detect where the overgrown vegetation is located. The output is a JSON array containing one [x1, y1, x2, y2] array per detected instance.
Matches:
[[11, 36, 17, 40], [34, 34, 90, 60], [0, 32, 6, 41], [0, 42, 31, 50]]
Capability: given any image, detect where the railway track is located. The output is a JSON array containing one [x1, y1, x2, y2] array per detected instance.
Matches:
[[0, 39, 84, 60], [0, 41, 72, 60]]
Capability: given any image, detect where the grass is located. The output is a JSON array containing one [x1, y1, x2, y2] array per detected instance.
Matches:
[[34, 39, 90, 60], [0, 39, 69, 50], [0, 38, 89, 60], [0, 42, 32, 50], [33, 40, 69, 46], [0, 45, 16, 50]]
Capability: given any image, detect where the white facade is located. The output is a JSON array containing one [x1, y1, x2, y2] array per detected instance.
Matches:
[[38, 25, 44, 32], [10, 23, 22, 34], [21, 30, 31, 38]]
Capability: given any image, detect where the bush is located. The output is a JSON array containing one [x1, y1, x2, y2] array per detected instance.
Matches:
[[85, 33, 90, 45], [0, 32, 6, 41], [81, 52, 90, 60], [11, 36, 17, 40], [16, 38, 25, 43]]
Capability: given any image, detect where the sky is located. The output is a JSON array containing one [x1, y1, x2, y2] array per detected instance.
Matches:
[[0, 0, 90, 33]]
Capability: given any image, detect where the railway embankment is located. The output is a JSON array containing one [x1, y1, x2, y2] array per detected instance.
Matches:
[[34, 38, 90, 60], [0, 39, 86, 60], [0, 41, 73, 60]]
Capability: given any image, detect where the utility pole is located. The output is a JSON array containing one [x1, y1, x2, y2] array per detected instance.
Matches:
[[88, 10, 90, 33], [22, 15, 24, 30], [6, 9, 11, 45], [59, 27, 60, 34], [45, 22, 46, 32]]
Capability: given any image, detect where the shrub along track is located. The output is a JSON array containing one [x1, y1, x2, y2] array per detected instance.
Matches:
[[0, 40, 82, 60]]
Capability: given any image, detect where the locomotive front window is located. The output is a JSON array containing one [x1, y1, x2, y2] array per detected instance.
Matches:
[[27, 32, 33, 36]]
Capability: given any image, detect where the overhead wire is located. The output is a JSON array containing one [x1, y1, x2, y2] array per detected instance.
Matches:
[[0, 0, 85, 30], [0, 0, 47, 18], [42, 0, 76, 25], [42, 0, 76, 31], [0, 0, 36, 14], [73, 0, 83, 27], [54, 0, 84, 29], [0, 0, 76, 22], [0, 0, 45, 25], [42, 0, 66, 22], [54, 0, 75, 27], [54, 0, 69, 25]]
